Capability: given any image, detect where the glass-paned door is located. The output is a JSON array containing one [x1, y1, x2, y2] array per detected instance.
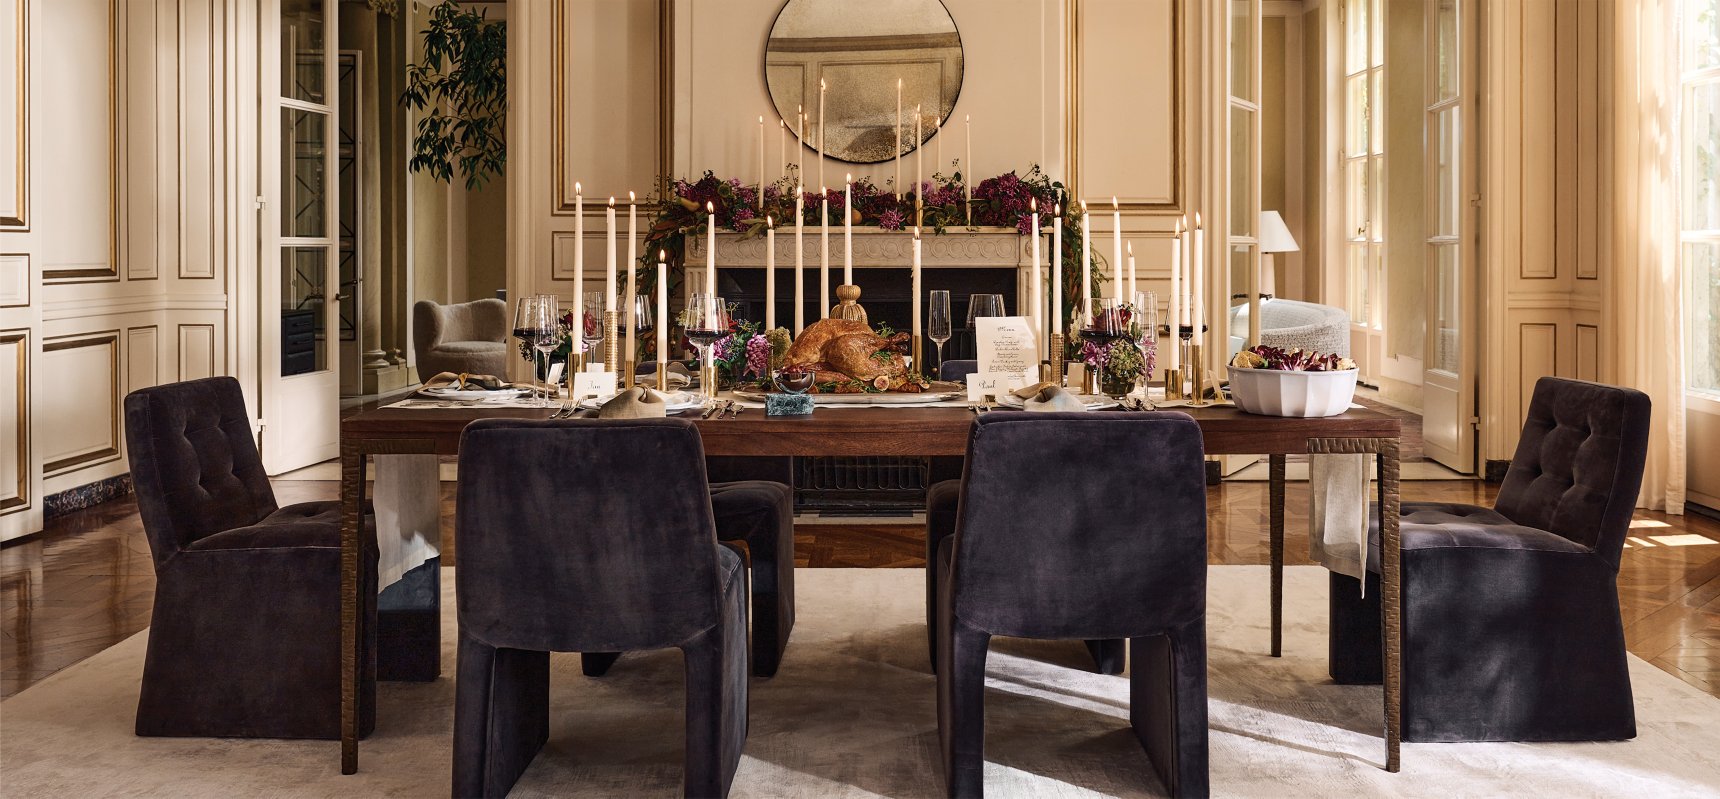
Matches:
[[1684, 0, 1720, 398], [1229, 0, 1262, 357], [1421, 0, 1476, 472], [261, 0, 339, 474], [1343, 0, 1385, 384]]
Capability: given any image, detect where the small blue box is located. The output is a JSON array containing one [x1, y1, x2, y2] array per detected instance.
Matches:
[[766, 393, 815, 417]]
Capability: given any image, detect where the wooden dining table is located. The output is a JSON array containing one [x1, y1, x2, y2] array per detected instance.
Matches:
[[336, 401, 1403, 776]]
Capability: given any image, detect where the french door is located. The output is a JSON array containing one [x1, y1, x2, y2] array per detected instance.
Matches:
[[1342, 0, 1385, 384], [260, 0, 339, 473], [1419, 0, 1477, 472]]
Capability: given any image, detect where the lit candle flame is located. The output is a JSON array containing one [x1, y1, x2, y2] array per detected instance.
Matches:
[[628, 190, 635, 203], [608, 197, 615, 207]]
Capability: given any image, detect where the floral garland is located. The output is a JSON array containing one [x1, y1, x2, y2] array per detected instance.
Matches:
[[634, 164, 1107, 343]]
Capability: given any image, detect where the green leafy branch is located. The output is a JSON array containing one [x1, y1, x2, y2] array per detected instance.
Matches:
[[400, 1, 507, 190]]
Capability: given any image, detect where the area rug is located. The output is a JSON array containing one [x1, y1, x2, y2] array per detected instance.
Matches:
[[4, 567, 1719, 798]]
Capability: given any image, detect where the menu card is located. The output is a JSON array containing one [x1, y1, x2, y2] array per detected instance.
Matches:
[[975, 316, 1040, 386]]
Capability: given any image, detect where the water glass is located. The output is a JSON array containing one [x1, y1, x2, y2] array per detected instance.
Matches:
[[928, 290, 952, 376]]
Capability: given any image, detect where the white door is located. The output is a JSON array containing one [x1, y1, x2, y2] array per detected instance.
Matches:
[[260, 0, 339, 474], [1342, 0, 1386, 383], [1420, 0, 1476, 472]]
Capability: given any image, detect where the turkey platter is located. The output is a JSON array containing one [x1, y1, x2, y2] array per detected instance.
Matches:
[[779, 319, 933, 393]]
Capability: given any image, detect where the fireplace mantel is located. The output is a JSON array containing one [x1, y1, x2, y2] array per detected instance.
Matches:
[[686, 227, 1039, 302]]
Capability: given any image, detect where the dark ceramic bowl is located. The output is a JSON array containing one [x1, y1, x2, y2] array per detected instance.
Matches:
[[774, 370, 815, 394]]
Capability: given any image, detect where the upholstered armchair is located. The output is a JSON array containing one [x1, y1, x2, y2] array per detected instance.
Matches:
[[1225, 299, 1350, 360], [927, 412, 1210, 798], [123, 376, 377, 739], [453, 418, 748, 798], [412, 298, 510, 383], [1329, 376, 1651, 743], [939, 358, 979, 383]]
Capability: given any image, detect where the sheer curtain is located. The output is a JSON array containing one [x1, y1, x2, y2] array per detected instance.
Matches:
[[1610, 0, 1688, 513]]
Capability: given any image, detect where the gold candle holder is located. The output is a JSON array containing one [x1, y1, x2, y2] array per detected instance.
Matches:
[[656, 364, 668, 393], [566, 351, 585, 400], [1049, 332, 1067, 387], [1185, 343, 1213, 407], [622, 359, 636, 390], [912, 334, 923, 379], [603, 310, 622, 378], [1163, 367, 1184, 399]]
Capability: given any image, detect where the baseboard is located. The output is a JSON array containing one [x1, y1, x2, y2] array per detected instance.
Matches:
[[1484, 459, 1510, 483], [1686, 497, 1720, 523], [43, 474, 133, 521]]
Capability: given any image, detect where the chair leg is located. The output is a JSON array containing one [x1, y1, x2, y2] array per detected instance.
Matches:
[[743, 534, 794, 678], [1327, 570, 1382, 685], [1129, 619, 1209, 799], [452, 630, 550, 799], [1084, 638, 1126, 675], [581, 652, 622, 677], [680, 577, 749, 799], [938, 596, 991, 797]]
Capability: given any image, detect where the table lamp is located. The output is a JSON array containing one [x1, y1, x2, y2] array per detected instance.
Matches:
[[1258, 211, 1299, 299]]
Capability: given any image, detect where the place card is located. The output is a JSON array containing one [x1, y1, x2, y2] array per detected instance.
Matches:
[[966, 372, 1026, 402], [571, 370, 617, 400], [975, 316, 1039, 386], [546, 362, 565, 387]]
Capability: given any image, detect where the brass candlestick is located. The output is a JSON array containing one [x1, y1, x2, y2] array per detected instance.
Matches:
[[1163, 367, 1184, 399], [1186, 342, 1213, 407], [912, 334, 923, 378], [603, 310, 623, 379], [1049, 332, 1067, 387], [656, 364, 668, 393], [622, 359, 636, 390], [566, 350, 585, 399]]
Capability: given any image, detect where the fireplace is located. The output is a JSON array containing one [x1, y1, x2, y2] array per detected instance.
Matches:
[[691, 228, 1033, 513]]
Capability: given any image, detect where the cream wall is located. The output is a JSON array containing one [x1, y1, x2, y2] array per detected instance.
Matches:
[[509, 0, 1205, 366], [1, 0, 246, 541]]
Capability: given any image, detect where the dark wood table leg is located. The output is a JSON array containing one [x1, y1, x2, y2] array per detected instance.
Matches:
[[1377, 439, 1402, 772], [1269, 453, 1286, 658], [339, 442, 366, 775]]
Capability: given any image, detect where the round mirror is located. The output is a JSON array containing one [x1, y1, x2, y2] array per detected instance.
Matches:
[[765, 0, 964, 166]]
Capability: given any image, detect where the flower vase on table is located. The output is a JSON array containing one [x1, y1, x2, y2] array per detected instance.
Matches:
[[1078, 298, 1157, 399]]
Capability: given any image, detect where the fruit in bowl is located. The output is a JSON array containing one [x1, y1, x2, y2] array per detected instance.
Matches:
[[1226, 345, 1358, 417]]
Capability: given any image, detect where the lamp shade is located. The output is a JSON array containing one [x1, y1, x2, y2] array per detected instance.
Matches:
[[1259, 211, 1299, 253]]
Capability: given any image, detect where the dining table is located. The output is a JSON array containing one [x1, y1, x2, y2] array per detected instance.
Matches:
[[335, 400, 1403, 776]]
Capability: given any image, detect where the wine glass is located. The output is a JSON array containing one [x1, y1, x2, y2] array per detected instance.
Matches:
[[632, 295, 655, 386], [531, 297, 565, 407], [1132, 291, 1158, 343], [1083, 298, 1128, 345], [684, 294, 730, 403], [966, 293, 1004, 328], [512, 295, 543, 396], [928, 290, 952, 378]]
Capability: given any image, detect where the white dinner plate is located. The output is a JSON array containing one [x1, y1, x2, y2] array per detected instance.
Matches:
[[417, 386, 529, 401], [577, 390, 705, 413], [994, 392, 1120, 411]]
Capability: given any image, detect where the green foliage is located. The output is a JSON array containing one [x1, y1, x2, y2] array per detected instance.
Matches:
[[400, 2, 506, 189]]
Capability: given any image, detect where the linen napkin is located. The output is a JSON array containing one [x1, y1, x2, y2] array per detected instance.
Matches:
[[422, 371, 512, 391], [637, 362, 693, 389], [597, 386, 667, 419], [1310, 453, 1371, 595], [1024, 385, 1089, 412]]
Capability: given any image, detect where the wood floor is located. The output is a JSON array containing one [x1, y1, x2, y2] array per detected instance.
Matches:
[[4, 477, 1716, 702]]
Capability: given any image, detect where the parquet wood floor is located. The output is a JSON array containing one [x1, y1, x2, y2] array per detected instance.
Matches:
[[5, 478, 1716, 701]]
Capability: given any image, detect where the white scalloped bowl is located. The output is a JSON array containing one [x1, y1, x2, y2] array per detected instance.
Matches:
[[1226, 366, 1358, 417]]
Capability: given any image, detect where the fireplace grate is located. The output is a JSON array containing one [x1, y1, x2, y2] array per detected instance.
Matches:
[[795, 456, 931, 513]]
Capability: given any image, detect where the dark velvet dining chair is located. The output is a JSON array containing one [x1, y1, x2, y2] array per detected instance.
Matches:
[[927, 412, 1211, 798], [1329, 376, 1651, 743], [123, 376, 377, 739], [939, 359, 979, 383], [453, 418, 748, 799]]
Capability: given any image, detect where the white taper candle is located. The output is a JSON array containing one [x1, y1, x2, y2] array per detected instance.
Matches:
[[765, 217, 776, 331]]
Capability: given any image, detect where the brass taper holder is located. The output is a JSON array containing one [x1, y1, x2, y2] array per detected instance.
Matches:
[[602, 311, 623, 397], [1163, 367, 1184, 400], [1049, 332, 1067, 387], [1185, 342, 1214, 407]]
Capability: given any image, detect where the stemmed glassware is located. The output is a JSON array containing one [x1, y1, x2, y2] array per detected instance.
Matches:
[[684, 293, 730, 404], [632, 295, 655, 387], [966, 293, 1004, 328], [530, 296, 564, 407], [928, 290, 952, 378], [580, 294, 605, 362], [1082, 297, 1128, 344], [512, 295, 545, 399]]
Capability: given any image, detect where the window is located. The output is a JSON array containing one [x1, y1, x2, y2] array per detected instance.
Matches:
[[1342, 0, 1384, 329], [1685, 0, 1720, 396], [1230, 0, 1261, 321]]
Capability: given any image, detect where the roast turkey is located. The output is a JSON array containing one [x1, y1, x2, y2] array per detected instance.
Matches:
[[781, 319, 928, 392]]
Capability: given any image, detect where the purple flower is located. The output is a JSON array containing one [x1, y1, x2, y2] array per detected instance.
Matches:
[[745, 335, 770, 377], [730, 206, 756, 232], [878, 209, 905, 231]]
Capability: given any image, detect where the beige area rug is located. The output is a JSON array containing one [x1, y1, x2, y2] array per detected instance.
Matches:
[[4, 567, 1719, 798]]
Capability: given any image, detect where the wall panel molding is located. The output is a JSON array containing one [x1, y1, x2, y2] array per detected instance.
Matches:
[[550, 0, 672, 215], [40, 331, 121, 476], [0, 252, 26, 307], [176, 322, 215, 381], [41, 0, 119, 283], [1, 0, 27, 230], [1068, 0, 1181, 211], [126, 324, 158, 393], [1575, 322, 1599, 382], [0, 328, 27, 514]]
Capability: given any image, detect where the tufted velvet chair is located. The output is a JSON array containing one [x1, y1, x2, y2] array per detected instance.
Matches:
[[928, 412, 1210, 798], [939, 359, 979, 383], [1329, 376, 1651, 742], [124, 376, 377, 739], [453, 418, 748, 798]]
